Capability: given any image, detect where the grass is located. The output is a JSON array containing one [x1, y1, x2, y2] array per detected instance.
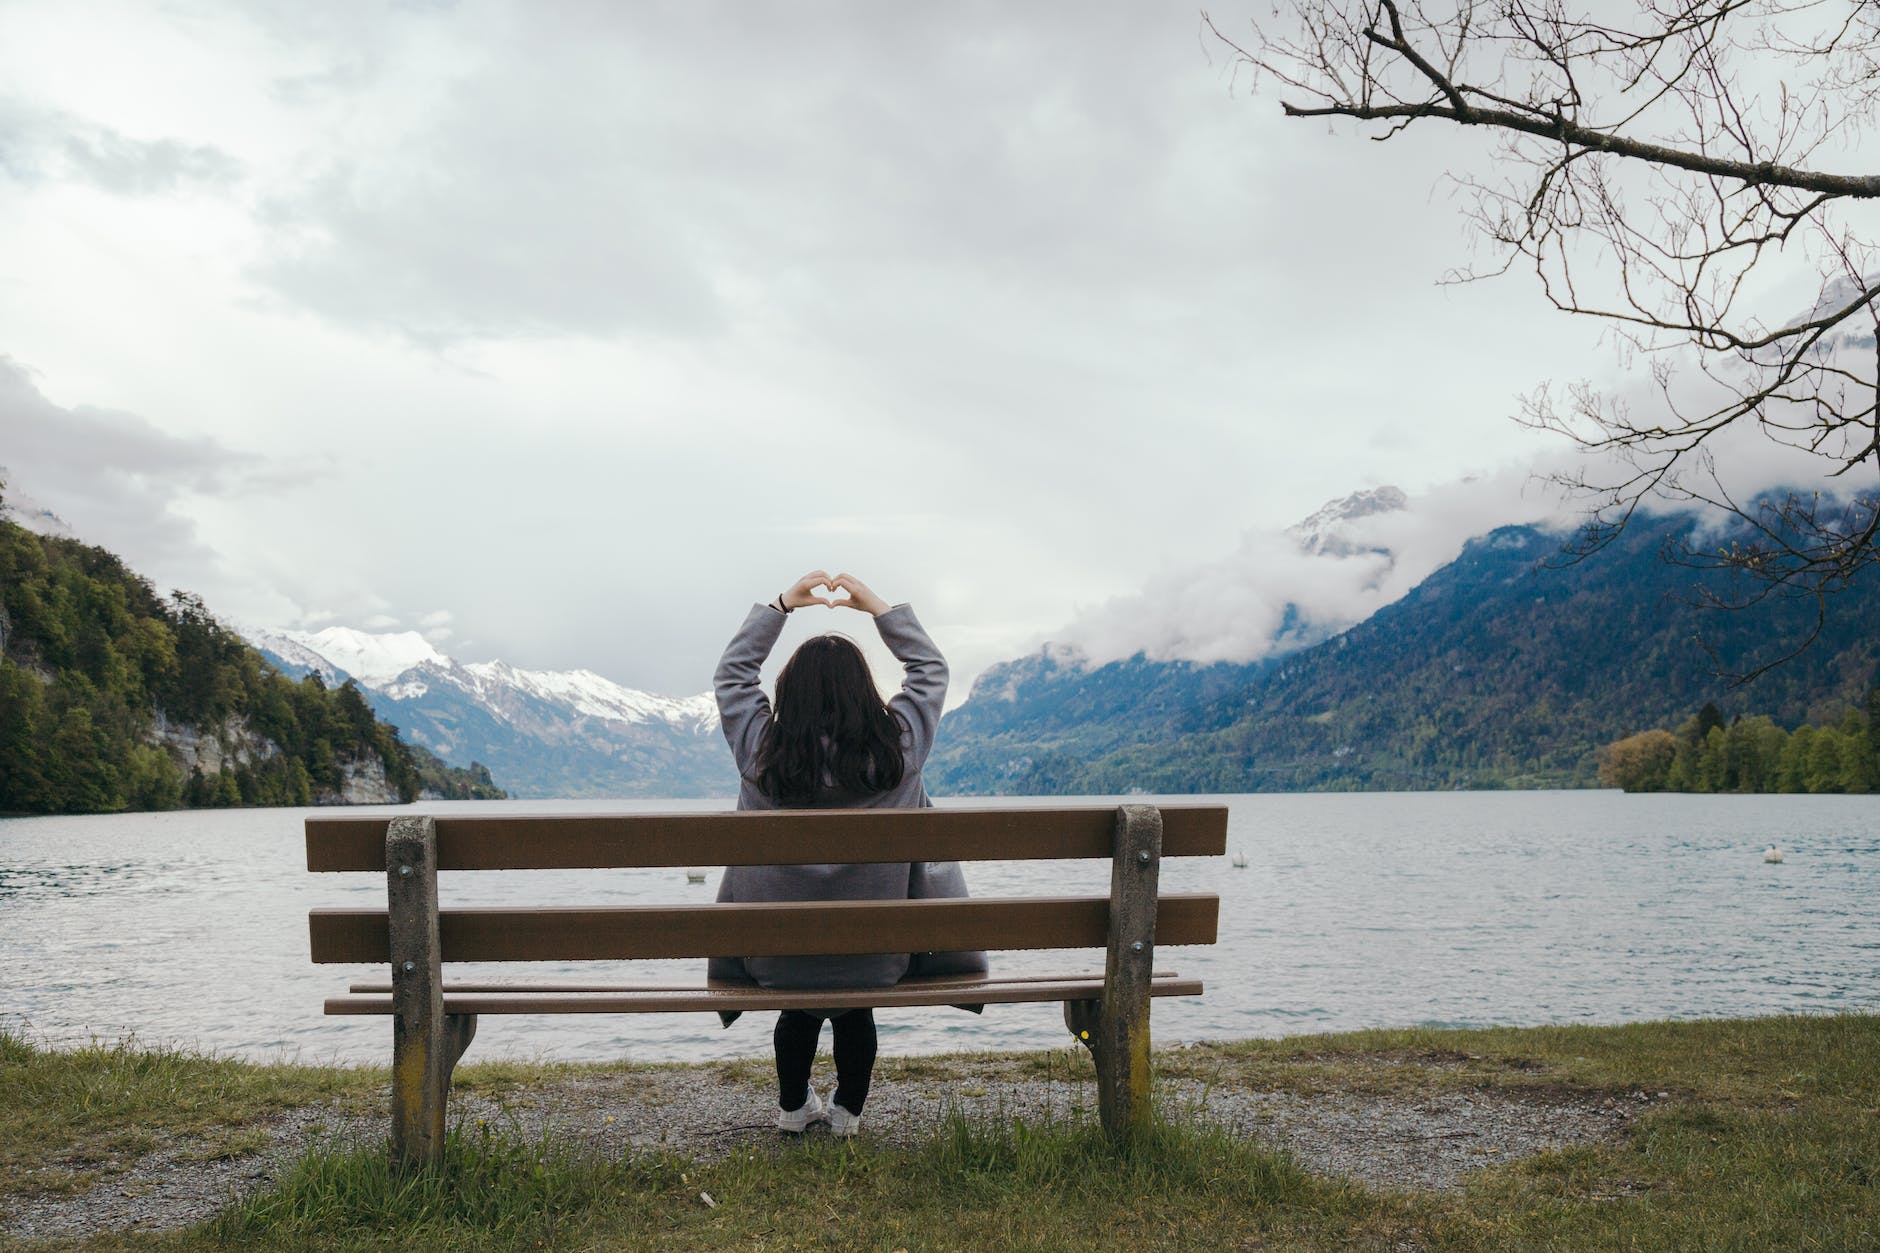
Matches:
[[1160, 1013, 1880, 1104], [198, 1106, 1368, 1251], [213, 1122, 681, 1248], [0, 1031, 378, 1200], [2, 1014, 1876, 1250]]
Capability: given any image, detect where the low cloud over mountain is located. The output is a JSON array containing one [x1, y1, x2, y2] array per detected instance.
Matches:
[[1050, 472, 1574, 671]]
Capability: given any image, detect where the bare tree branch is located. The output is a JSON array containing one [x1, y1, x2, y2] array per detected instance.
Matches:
[[1204, 0, 1880, 655], [1277, 96, 1880, 197]]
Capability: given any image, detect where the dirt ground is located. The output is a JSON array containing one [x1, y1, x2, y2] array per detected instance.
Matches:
[[0, 1051, 1649, 1243]]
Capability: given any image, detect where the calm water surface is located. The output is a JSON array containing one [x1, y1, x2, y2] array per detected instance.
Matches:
[[1, 792, 1873, 1064]]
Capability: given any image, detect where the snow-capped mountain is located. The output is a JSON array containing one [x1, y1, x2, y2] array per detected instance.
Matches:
[[1285, 485, 1407, 557], [448, 659, 717, 732], [245, 627, 732, 798], [260, 626, 447, 687]]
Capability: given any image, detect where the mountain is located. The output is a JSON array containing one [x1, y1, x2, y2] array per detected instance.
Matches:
[[246, 627, 734, 798], [0, 499, 504, 815], [1054, 485, 1419, 673], [1286, 484, 1407, 557], [935, 486, 1421, 763], [929, 512, 1880, 794], [248, 480, 1408, 798], [257, 490, 1878, 802]]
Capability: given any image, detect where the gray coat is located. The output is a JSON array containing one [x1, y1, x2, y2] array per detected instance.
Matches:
[[707, 603, 986, 994]]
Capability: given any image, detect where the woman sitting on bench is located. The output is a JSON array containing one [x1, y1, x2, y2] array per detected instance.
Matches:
[[709, 570, 984, 1137]]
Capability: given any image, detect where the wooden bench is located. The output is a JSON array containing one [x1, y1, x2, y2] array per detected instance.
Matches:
[[307, 803, 1225, 1164]]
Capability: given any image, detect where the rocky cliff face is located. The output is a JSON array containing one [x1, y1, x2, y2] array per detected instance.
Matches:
[[149, 713, 278, 777], [332, 754, 399, 805], [149, 712, 396, 804]]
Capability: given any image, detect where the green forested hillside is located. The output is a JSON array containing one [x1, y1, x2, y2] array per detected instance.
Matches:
[[931, 516, 1880, 794], [0, 503, 504, 814]]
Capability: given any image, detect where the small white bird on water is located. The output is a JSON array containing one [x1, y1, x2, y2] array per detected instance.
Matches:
[[1762, 846, 1784, 864]]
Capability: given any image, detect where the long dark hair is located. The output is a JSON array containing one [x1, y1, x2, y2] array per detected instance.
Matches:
[[755, 634, 906, 806]]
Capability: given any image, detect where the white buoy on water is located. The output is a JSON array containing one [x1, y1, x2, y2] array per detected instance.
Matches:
[[1762, 846, 1784, 864], [1231, 852, 1249, 869]]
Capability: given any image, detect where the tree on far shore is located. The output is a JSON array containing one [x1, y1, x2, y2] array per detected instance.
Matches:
[[1598, 696, 1879, 792]]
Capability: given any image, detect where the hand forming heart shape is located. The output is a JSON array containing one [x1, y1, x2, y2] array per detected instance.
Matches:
[[781, 571, 888, 615]]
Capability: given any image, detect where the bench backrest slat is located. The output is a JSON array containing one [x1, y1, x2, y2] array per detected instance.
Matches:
[[308, 894, 1222, 963], [305, 806, 1228, 872]]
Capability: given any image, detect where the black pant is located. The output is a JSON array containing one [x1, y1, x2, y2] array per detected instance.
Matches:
[[774, 1008, 877, 1115]]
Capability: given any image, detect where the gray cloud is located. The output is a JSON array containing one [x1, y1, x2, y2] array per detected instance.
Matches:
[[240, 4, 1403, 352], [0, 97, 241, 194], [0, 356, 305, 616], [62, 131, 241, 196], [9, 1, 1837, 701]]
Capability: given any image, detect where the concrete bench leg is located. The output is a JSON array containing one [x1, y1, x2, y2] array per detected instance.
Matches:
[[386, 815, 474, 1166], [1066, 805, 1162, 1141]]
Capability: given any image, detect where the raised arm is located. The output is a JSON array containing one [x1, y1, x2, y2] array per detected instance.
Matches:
[[832, 573, 949, 770], [713, 606, 782, 773], [714, 571, 836, 772]]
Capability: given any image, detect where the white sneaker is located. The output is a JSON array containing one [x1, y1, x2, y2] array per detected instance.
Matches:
[[777, 1087, 827, 1134], [827, 1101, 863, 1138]]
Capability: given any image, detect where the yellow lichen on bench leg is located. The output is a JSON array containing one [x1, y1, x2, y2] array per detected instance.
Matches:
[[1095, 805, 1161, 1140], [390, 1025, 434, 1157], [386, 815, 470, 1167]]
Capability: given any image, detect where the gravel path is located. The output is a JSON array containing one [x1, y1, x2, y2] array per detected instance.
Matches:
[[0, 1054, 1649, 1243]]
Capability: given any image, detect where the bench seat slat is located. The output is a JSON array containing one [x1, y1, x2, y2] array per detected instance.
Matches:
[[306, 806, 1228, 872], [324, 976, 1205, 1016], [310, 894, 1220, 964], [345, 970, 1187, 994]]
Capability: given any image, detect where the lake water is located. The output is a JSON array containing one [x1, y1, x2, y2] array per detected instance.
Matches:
[[1, 793, 1874, 1066]]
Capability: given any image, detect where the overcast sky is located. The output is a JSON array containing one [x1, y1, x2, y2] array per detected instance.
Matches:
[[2, 1, 1839, 700]]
